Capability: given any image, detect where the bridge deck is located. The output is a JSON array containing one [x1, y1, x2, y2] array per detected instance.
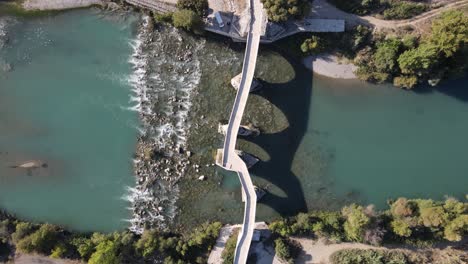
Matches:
[[216, 0, 264, 262]]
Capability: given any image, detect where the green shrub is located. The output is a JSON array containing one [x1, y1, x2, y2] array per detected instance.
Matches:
[[16, 224, 60, 255], [330, 249, 409, 264], [444, 215, 468, 241], [172, 9, 203, 32], [328, 0, 381, 15], [71, 236, 95, 260], [154, 12, 173, 24], [300, 36, 323, 54], [261, 0, 310, 22], [50, 243, 68, 259], [176, 0, 208, 16], [383, 1, 428, 20], [12, 222, 34, 243], [274, 238, 300, 264], [221, 229, 238, 264], [393, 75, 418, 89], [342, 204, 370, 242], [88, 240, 121, 264]]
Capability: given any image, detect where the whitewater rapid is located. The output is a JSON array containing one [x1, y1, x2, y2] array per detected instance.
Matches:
[[122, 15, 204, 233]]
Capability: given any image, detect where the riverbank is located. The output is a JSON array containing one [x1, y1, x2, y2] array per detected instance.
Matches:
[[303, 54, 357, 79]]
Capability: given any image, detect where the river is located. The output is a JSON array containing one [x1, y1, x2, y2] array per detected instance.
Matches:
[[0, 8, 467, 232], [0, 9, 139, 232]]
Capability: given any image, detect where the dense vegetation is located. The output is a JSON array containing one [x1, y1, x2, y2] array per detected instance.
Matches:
[[269, 197, 468, 246], [382, 1, 428, 20], [176, 0, 208, 16], [329, 248, 466, 264], [221, 229, 238, 264], [353, 11, 468, 88], [273, 237, 301, 264], [260, 0, 310, 22], [329, 0, 429, 19], [328, 0, 381, 16], [0, 211, 222, 264], [172, 9, 203, 32], [331, 249, 408, 264]]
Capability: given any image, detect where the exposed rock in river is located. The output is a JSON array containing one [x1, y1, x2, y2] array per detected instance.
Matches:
[[125, 15, 204, 233]]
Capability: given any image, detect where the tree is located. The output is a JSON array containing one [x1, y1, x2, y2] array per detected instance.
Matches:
[[172, 9, 203, 32], [50, 243, 68, 259], [398, 43, 438, 75], [176, 0, 208, 16], [135, 230, 161, 258], [391, 219, 412, 237], [383, 2, 428, 20], [71, 237, 95, 260], [390, 198, 416, 218], [429, 11, 468, 58], [12, 222, 34, 243], [443, 198, 467, 218], [419, 206, 448, 228], [88, 240, 121, 264], [261, 0, 310, 22], [373, 38, 402, 73], [16, 224, 60, 255], [342, 204, 370, 242], [393, 75, 418, 89], [269, 220, 292, 236], [274, 238, 294, 263], [443, 215, 468, 241], [300, 36, 323, 54]]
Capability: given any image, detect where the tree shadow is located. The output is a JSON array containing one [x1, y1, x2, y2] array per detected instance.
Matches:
[[245, 50, 313, 217], [411, 77, 468, 102], [436, 77, 468, 102]]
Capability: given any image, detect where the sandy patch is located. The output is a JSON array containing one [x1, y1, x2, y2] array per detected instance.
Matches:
[[303, 54, 357, 79]]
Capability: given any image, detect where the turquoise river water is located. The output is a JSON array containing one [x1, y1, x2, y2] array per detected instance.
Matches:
[[0, 8, 467, 230], [0, 9, 139, 232]]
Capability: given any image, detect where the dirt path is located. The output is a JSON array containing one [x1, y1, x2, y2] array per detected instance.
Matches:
[[22, 0, 103, 11], [13, 254, 83, 264], [292, 238, 468, 264], [311, 0, 468, 31]]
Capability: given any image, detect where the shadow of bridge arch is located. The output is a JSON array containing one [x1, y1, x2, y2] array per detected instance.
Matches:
[[242, 48, 314, 218]]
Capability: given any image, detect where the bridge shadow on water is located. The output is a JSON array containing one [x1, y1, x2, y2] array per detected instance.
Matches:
[[248, 49, 313, 218]]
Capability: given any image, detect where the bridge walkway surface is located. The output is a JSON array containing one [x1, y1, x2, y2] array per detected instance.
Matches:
[[215, 0, 264, 262]]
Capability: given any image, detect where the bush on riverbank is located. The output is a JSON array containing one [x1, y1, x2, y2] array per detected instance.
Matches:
[[274, 237, 301, 264], [172, 9, 203, 33], [269, 197, 468, 246], [0, 212, 222, 264], [261, 0, 310, 22]]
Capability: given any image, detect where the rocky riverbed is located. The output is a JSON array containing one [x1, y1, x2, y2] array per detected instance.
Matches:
[[125, 16, 213, 233]]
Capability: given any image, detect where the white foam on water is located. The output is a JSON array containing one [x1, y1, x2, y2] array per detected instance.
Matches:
[[124, 16, 205, 233]]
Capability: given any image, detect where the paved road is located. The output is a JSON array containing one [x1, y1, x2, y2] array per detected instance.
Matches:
[[217, 0, 263, 262]]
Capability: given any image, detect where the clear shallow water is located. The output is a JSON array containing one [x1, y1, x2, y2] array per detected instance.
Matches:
[[178, 42, 468, 226], [306, 76, 468, 206], [252, 71, 468, 216], [0, 9, 139, 232]]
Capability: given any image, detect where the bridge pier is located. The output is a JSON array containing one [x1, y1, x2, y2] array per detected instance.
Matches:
[[231, 73, 262, 92]]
